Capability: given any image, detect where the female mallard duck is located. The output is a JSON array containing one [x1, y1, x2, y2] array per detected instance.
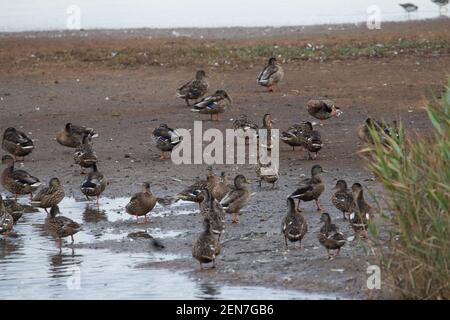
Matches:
[[192, 218, 221, 269], [177, 70, 209, 106], [126, 182, 157, 224], [152, 123, 182, 160], [74, 132, 97, 174], [212, 172, 231, 202], [191, 90, 232, 121], [80, 163, 107, 205], [256, 160, 279, 189], [3, 199, 24, 223], [290, 165, 326, 212], [2, 127, 35, 161], [257, 57, 284, 92], [332, 180, 355, 220], [281, 121, 313, 151], [30, 177, 65, 214], [45, 205, 81, 247], [0, 195, 14, 236], [350, 183, 373, 237], [176, 166, 220, 203], [56, 123, 97, 148], [318, 212, 346, 260], [357, 118, 399, 145], [233, 114, 259, 142], [307, 99, 341, 126], [195, 188, 225, 240], [220, 175, 251, 224], [282, 197, 308, 249], [258, 113, 275, 151], [301, 129, 323, 159], [1, 155, 41, 199]]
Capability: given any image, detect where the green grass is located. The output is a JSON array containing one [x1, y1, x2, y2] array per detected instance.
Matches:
[[366, 80, 450, 299]]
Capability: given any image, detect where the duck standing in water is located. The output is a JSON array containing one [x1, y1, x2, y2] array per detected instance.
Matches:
[[45, 205, 81, 248], [281, 197, 308, 249], [191, 90, 232, 121], [126, 182, 157, 224], [1, 155, 41, 200], [220, 175, 251, 224], [307, 99, 341, 126], [192, 218, 221, 269], [80, 163, 107, 205], [2, 127, 35, 161], [0, 195, 14, 237], [290, 165, 326, 212], [177, 70, 209, 106], [74, 132, 97, 174], [152, 123, 182, 160], [331, 180, 355, 220], [318, 212, 346, 260], [3, 199, 24, 223], [257, 57, 284, 92], [56, 123, 97, 149], [30, 177, 65, 215]]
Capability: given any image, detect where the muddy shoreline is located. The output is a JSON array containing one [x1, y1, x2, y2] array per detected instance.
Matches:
[[1, 19, 449, 299]]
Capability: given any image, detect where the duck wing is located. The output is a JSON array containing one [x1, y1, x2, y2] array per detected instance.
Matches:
[[11, 169, 40, 186], [257, 65, 278, 83]]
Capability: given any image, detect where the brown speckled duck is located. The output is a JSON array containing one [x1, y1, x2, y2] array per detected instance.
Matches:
[[80, 163, 107, 205], [282, 197, 308, 249], [191, 90, 232, 121], [195, 188, 225, 240], [1, 155, 41, 199], [307, 99, 341, 126], [3, 199, 24, 223], [257, 57, 284, 92], [290, 165, 326, 212], [45, 205, 81, 247], [56, 123, 97, 148], [220, 175, 251, 224], [30, 177, 65, 214], [350, 183, 373, 238], [192, 218, 221, 269], [126, 182, 157, 224], [332, 180, 355, 220], [74, 132, 97, 174], [2, 127, 34, 161], [318, 212, 346, 260], [281, 121, 313, 151], [177, 70, 209, 106], [176, 166, 220, 203], [0, 195, 14, 236]]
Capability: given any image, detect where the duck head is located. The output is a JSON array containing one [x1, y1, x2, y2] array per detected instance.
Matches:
[[215, 90, 232, 104], [195, 70, 207, 80], [331, 105, 342, 117], [268, 57, 277, 66], [49, 205, 61, 218], [311, 164, 326, 176], [263, 113, 274, 127], [234, 174, 249, 189], [142, 182, 151, 193], [351, 182, 363, 200], [320, 212, 332, 224], [49, 177, 62, 187], [1, 155, 14, 166], [333, 179, 348, 192]]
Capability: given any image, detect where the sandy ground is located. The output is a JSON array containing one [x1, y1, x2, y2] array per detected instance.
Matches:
[[0, 19, 449, 299]]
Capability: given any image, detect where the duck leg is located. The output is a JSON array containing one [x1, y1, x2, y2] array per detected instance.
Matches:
[[185, 98, 190, 107], [284, 236, 288, 250], [315, 199, 323, 212], [267, 85, 274, 92], [71, 235, 75, 244], [334, 248, 341, 258], [212, 259, 216, 269], [342, 211, 347, 220], [320, 120, 324, 126], [231, 212, 239, 224], [296, 199, 302, 212]]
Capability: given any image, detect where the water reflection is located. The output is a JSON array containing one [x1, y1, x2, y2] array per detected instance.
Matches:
[[83, 205, 107, 223]]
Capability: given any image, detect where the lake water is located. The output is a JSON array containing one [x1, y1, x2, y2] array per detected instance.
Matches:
[[0, 0, 448, 32], [0, 196, 340, 299]]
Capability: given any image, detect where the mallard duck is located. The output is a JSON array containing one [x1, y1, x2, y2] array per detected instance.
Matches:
[[257, 57, 284, 92], [80, 163, 107, 205], [302, 129, 323, 159], [281, 121, 313, 151], [126, 182, 157, 224], [332, 180, 355, 220], [3, 199, 24, 223], [2, 127, 34, 161], [212, 172, 231, 202], [176, 166, 220, 203], [318, 212, 346, 260], [258, 113, 275, 151], [45, 205, 81, 247], [350, 183, 373, 237], [290, 165, 326, 212], [256, 160, 279, 189], [191, 90, 232, 121], [177, 70, 209, 106], [195, 188, 225, 239], [307, 99, 341, 126], [56, 123, 97, 148], [357, 118, 399, 145], [282, 197, 308, 249], [0, 195, 14, 236], [152, 123, 182, 160], [233, 114, 259, 142], [74, 132, 97, 174], [30, 177, 65, 214], [220, 175, 251, 224], [192, 218, 221, 269], [1, 155, 41, 199]]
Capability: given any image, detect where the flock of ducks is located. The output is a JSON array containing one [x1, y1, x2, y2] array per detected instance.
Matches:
[[0, 57, 398, 268]]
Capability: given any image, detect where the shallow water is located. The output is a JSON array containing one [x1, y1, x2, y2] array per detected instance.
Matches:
[[0, 195, 339, 299], [0, 0, 447, 32]]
